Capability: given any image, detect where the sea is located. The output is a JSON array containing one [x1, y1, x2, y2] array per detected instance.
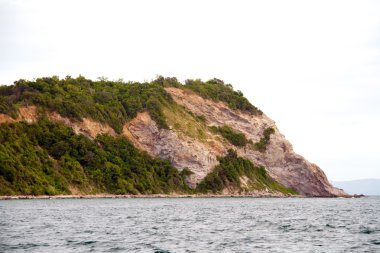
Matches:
[[0, 197, 379, 252]]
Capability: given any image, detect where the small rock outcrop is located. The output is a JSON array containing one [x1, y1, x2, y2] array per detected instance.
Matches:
[[48, 112, 116, 139], [0, 105, 38, 124]]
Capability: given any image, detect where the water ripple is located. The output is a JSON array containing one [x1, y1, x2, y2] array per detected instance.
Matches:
[[0, 197, 379, 252]]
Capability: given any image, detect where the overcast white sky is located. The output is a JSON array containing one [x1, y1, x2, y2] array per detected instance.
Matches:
[[1, 0, 379, 181]]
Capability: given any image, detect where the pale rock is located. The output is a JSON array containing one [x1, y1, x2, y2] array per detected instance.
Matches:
[[164, 87, 347, 197]]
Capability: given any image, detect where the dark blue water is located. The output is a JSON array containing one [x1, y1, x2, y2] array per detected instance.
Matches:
[[0, 197, 379, 252]]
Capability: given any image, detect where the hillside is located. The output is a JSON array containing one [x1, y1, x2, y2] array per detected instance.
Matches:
[[0, 76, 347, 197]]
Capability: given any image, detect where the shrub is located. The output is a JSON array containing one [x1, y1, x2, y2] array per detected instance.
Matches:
[[253, 127, 275, 152], [184, 78, 262, 115], [210, 125, 248, 147]]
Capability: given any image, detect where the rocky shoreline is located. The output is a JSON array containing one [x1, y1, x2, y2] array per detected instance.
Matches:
[[0, 193, 360, 200], [0, 193, 297, 200]]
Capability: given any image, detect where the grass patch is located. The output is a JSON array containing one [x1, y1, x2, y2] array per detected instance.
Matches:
[[162, 103, 210, 142]]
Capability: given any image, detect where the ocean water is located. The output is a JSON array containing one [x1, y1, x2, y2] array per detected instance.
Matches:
[[0, 197, 379, 253]]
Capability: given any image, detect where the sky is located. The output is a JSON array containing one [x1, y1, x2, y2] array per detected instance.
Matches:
[[0, 0, 379, 181]]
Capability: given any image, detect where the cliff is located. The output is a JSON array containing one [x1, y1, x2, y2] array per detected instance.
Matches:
[[0, 76, 347, 197]]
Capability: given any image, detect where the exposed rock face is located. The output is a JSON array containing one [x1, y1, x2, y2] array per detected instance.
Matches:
[[0, 106, 38, 124], [0, 107, 116, 140], [122, 111, 223, 188], [19, 106, 38, 123], [0, 114, 15, 124], [48, 112, 116, 139], [164, 87, 347, 197]]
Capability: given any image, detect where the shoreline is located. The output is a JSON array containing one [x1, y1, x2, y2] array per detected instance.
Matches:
[[0, 193, 358, 200], [0, 194, 296, 200]]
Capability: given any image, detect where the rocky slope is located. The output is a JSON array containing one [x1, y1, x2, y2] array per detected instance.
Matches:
[[0, 77, 348, 197], [163, 88, 346, 196]]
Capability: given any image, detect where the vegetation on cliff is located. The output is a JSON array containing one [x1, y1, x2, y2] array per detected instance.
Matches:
[[0, 120, 291, 196], [253, 127, 275, 152], [183, 78, 262, 115], [210, 125, 249, 147], [0, 120, 191, 195], [152, 75, 261, 115], [0, 76, 294, 196], [0, 76, 172, 133], [197, 149, 297, 195], [0, 76, 261, 131]]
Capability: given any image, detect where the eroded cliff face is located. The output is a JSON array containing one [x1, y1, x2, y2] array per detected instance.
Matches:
[[122, 111, 223, 188], [164, 87, 347, 197], [48, 112, 116, 139], [0, 106, 38, 124]]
